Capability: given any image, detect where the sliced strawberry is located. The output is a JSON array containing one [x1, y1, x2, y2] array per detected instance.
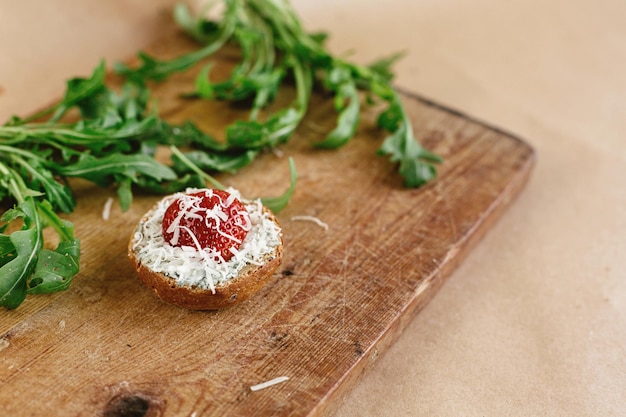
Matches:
[[162, 189, 250, 261]]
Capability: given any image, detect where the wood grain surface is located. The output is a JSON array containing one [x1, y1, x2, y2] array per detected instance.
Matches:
[[0, 29, 535, 416]]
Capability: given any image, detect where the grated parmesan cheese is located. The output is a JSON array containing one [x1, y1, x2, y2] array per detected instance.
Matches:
[[250, 376, 289, 391], [271, 147, 284, 158], [131, 188, 282, 292], [290, 215, 329, 231], [102, 197, 114, 221]]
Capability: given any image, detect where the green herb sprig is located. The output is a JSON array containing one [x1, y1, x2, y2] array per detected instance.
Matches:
[[117, 0, 442, 186]]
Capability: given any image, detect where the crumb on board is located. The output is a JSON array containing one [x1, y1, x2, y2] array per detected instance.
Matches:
[[250, 376, 289, 392]]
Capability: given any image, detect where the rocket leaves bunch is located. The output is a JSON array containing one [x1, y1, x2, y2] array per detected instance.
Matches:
[[0, 59, 295, 309], [118, 0, 442, 187], [0, 62, 178, 308]]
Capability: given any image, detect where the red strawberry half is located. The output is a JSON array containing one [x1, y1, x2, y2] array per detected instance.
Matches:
[[162, 189, 251, 261]]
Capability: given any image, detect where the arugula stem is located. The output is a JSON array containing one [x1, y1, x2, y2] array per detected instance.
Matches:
[[0, 162, 26, 205], [0, 145, 46, 162], [170, 145, 226, 189], [9, 154, 47, 186], [11, 105, 59, 126], [117, 2, 240, 81], [35, 199, 74, 242], [0, 124, 134, 142]]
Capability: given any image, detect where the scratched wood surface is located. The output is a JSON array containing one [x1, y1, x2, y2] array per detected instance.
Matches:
[[0, 28, 535, 417]]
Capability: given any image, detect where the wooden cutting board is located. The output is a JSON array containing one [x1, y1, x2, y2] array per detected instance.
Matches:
[[0, 28, 535, 417]]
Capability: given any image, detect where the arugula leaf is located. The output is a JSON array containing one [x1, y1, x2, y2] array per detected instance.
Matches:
[[172, 149, 259, 174], [55, 153, 177, 188], [27, 199, 79, 294], [0, 226, 37, 309], [162, 120, 228, 151], [320, 81, 360, 149], [377, 93, 442, 187], [50, 60, 108, 123], [116, 177, 134, 212], [367, 52, 405, 83], [376, 95, 403, 132], [10, 154, 75, 213], [10, 61, 108, 126], [28, 240, 80, 294], [260, 157, 297, 213], [0, 199, 43, 309], [0, 234, 15, 266], [0, 164, 80, 308], [316, 65, 360, 148], [173, 2, 211, 42]]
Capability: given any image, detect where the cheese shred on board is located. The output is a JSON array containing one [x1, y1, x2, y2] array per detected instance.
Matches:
[[250, 376, 290, 391], [131, 188, 282, 292], [291, 215, 329, 231], [102, 197, 114, 221]]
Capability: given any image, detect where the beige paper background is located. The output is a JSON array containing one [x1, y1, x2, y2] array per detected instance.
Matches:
[[1, 1, 624, 415]]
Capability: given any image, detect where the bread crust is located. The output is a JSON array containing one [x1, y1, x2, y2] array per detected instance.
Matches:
[[128, 203, 283, 310]]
